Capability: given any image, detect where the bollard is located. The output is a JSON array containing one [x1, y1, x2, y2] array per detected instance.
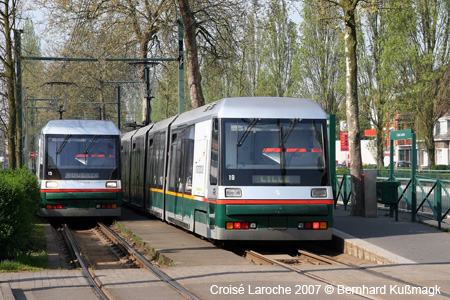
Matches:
[[363, 169, 378, 218]]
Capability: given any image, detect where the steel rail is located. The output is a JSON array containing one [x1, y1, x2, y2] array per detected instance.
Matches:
[[246, 250, 376, 300], [297, 249, 344, 266], [97, 223, 200, 300], [62, 224, 115, 300], [298, 249, 450, 299], [248, 249, 450, 299]]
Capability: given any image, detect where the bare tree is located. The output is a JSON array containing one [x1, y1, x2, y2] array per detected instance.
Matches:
[[40, 0, 173, 125], [177, 0, 205, 108]]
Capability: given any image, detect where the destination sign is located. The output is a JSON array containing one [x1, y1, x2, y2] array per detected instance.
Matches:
[[253, 175, 300, 184], [65, 173, 99, 179]]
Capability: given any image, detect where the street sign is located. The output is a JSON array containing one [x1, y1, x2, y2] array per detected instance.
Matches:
[[29, 152, 35, 158], [391, 129, 413, 140]]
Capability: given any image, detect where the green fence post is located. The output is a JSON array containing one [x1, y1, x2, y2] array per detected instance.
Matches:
[[435, 175, 442, 230], [411, 132, 417, 222], [389, 139, 394, 181]]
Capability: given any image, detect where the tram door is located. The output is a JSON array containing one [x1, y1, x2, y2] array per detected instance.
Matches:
[[192, 121, 211, 236], [167, 126, 195, 226], [192, 120, 211, 198]]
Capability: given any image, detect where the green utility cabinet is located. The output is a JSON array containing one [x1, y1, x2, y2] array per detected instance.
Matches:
[[376, 181, 401, 221]]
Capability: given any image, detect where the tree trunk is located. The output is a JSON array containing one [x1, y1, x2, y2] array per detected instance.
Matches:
[[4, 3, 17, 168], [343, 3, 363, 216], [14, 29, 23, 168], [177, 0, 205, 109], [425, 118, 435, 168], [376, 123, 385, 168]]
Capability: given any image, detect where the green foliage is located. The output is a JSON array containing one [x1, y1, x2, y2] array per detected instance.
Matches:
[[297, 2, 345, 115], [257, 0, 299, 97], [381, 0, 450, 167], [152, 63, 180, 122], [431, 165, 449, 171], [0, 251, 48, 272], [336, 166, 349, 175], [0, 224, 48, 271], [0, 168, 40, 259], [363, 164, 377, 169]]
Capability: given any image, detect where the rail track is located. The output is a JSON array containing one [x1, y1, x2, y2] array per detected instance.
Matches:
[[245, 249, 450, 299], [60, 222, 200, 300]]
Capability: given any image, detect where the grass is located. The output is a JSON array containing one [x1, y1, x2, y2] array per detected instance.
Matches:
[[113, 221, 175, 267], [0, 223, 49, 272]]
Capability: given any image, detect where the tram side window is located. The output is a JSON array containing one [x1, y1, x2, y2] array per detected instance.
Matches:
[[149, 134, 162, 190], [169, 133, 181, 192], [183, 126, 195, 195], [210, 119, 219, 185], [157, 132, 165, 189], [148, 136, 156, 189]]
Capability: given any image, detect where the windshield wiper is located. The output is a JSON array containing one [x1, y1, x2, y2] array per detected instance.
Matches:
[[56, 135, 72, 154], [281, 118, 299, 147], [237, 118, 259, 147], [85, 135, 100, 154]]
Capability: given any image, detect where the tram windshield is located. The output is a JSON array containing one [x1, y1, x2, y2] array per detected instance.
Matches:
[[222, 118, 328, 186], [45, 134, 119, 180]]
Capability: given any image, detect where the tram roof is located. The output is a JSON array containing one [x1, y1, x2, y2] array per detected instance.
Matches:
[[41, 120, 120, 136], [172, 97, 327, 127]]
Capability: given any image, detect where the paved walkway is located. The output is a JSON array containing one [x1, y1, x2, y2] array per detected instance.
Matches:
[[334, 205, 450, 264]]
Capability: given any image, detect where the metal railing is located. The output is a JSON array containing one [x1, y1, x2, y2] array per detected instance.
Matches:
[[334, 169, 450, 229]]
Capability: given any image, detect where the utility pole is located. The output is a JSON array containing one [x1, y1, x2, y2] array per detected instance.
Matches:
[[178, 19, 184, 114], [104, 81, 140, 130]]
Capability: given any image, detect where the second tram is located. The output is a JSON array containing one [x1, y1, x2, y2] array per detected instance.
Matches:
[[38, 120, 122, 218]]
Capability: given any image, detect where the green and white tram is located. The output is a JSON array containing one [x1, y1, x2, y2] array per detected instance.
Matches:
[[122, 97, 333, 240], [38, 120, 122, 218]]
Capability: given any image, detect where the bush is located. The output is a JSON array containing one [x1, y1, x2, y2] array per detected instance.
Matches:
[[431, 165, 449, 171], [0, 168, 40, 259], [363, 164, 377, 169]]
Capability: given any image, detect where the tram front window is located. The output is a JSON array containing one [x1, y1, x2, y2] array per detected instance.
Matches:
[[222, 118, 328, 186], [45, 135, 119, 180]]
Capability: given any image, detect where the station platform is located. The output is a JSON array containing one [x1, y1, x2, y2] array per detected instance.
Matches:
[[333, 205, 450, 264]]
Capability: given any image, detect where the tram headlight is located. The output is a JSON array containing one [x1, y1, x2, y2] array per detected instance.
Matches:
[[311, 188, 327, 198], [106, 181, 117, 188], [46, 181, 58, 188], [225, 188, 242, 197]]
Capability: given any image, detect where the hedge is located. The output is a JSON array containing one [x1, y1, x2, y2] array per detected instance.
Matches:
[[0, 168, 40, 259], [431, 165, 449, 171]]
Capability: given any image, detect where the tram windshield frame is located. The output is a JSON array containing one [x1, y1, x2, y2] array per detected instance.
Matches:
[[44, 134, 120, 180], [220, 118, 329, 186]]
